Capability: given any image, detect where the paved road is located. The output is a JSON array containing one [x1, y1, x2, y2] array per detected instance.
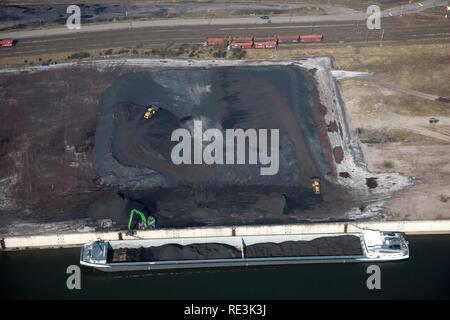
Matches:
[[0, 0, 446, 39], [1, 16, 449, 59]]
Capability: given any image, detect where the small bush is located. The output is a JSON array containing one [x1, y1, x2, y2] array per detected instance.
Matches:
[[230, 48, 247, 59], [151, 48, 179, 57], [212, 50, 227, 58], [382, 160, 394, 169], [68, 52, 91, 59]]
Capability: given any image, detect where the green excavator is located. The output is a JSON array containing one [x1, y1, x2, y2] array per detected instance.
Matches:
[[127, 209, 156, 231]]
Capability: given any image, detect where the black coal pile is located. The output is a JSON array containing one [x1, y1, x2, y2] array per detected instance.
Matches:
[[245, 235, 363, 258], [111, 103, 182, 168], [109, 243, 242, 262], [87, 193, 148, 227]]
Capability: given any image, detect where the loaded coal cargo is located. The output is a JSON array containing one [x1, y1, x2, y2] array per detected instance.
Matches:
[[109, 243, 242, 262], [245, 235, 363, 257], [81, 231, 409, 272], [109, 235, 362, 263]]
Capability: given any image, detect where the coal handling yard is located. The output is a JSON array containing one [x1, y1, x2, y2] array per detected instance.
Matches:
[[0, 57, 411, 236]]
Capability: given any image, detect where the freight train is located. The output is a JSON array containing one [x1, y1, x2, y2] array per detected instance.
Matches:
[[206, 33, 323, 49]]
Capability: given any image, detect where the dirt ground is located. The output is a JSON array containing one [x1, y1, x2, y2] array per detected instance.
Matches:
[[0, 65, 123, 229], [340, 80, 450, 221], [1, 62, 376, 234], [1, 39, 449, 234], [245, 40, 450, 221]]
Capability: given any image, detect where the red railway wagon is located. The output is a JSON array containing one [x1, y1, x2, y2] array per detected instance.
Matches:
[[230, 42, 253, 49], [230, 36, 254, 49], [253, 35, 277, 49], [299, 34, 324, 43], [277, 34, 300, 44], [231, 36, 254, 43], [253, 35, 276, 42], [0, 38, 16, 47], [207, 36, 229, 47], [206, 33, 324, 49], [254, 40, 277, 49]]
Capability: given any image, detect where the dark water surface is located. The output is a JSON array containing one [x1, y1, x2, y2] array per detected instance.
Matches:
[[1, 235, 450, 299]]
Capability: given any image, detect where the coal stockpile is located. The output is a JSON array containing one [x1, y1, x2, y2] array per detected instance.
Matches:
[[245, 235, 363, 258], [111, 103, 182, 169], [109, 243, 242, 262], [94, 66, 324, 189], [87, 193, 150, 227], [88, 66, 361, 227]]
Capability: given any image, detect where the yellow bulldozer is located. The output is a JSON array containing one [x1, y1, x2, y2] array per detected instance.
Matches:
[[311, 177, 321, 195], [143, 105, 158, 120]]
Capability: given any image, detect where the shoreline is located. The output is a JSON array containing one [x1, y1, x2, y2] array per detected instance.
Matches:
[[2, 219, 450, 251]]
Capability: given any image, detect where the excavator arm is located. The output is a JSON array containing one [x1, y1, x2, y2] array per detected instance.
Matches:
[[128, 209, 156, 230]]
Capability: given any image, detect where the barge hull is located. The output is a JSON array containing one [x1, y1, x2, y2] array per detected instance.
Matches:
[[80, 231, 409, 272], [81, 255, 366, 272]]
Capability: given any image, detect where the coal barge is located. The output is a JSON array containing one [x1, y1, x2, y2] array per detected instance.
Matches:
[[80, 230, 409, 272]]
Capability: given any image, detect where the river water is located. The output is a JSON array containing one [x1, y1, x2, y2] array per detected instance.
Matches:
[[1, 234, 449, 299]]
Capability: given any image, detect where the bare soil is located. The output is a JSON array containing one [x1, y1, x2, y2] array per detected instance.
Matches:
[[0, 62, 369, 234], [340, 80, 450, 221], [0, 65, 122, 227]]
